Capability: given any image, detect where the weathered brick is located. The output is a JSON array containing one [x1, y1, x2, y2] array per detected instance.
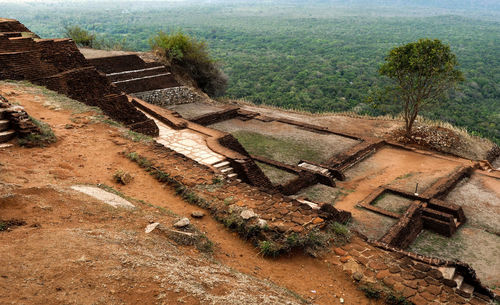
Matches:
[[334, 247, 347, 256], [388, 265, 401, 274], [357, 256, 369, 266], [409, 294, 427, 305], [425, 285, 441, 295], [427, 269, 443, 280], [402, 287, 416, 298], [340, 256, 351, 263], [376, 269, 391, 280], [401, 271, 415, 280], [368, 260, 388, 270], [383, 276, 395, 287], [424, 276, 440, 285], [413, 263, 431, 272], [404, 280, 418, 289], [420, 291, 437, 301]]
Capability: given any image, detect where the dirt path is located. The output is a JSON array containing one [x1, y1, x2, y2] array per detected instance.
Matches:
[[0, 83, 379, 304]]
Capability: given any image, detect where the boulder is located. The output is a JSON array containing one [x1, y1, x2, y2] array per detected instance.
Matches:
[[173, 217, 190, 228]]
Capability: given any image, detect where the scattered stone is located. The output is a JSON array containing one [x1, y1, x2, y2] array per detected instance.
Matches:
[[145, 222, 160, 233], [71, 185, 135, 209], [312, 217, 324, 224], [353, 272, 363, 281], [334, 247, 347, 256], [256, 218, 267, 229], [339, 297, 344, 304], [191, 211, 205, 218], [240, 209, 257, 220], [173, 217, 190, 228]]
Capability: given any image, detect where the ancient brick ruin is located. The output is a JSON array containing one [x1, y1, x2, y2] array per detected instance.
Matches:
[[0, 18, 158, 136], [1, 17, 498, 304]]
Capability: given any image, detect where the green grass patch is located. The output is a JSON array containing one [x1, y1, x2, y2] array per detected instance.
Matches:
[[2, 80, 100, 114], [359, 284, 382, 299], [258, 240, 280, 258], [255, 161, 298, 185], [17, 117, 57, 147], [123, 130, 154, 143], [232, 130, 322, 164]]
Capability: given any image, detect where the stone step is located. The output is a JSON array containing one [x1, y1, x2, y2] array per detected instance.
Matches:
[[227, 173, 238, 179], [111, 72, 172, 85], [0, 130, 15, 143], [0, 108, 8, 119], [213, 161, 230, 168], [453, 274, 464, 288], [459, 282, 474, 297], [438, 266, 456, 280], [0, 143, 13, 149], [297, 199, 320, 210], [0, 119, 9, 131], [220, 167, 234, 174], [106, 66, 169, 82]]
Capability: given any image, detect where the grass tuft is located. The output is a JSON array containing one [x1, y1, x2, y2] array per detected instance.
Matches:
[[359, 284, 382, 299], [17, 117, 57, 147], [258, 240, 280, 258], [113, 169, 133, 185]]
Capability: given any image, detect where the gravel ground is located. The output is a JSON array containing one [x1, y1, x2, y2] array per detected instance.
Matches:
[[373, 193, 413, 215], [409, 227, 500, 286], [445, 174, 500, 234], [349, 209, 397, 240]]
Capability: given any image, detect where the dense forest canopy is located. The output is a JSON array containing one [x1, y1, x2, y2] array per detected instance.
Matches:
[[2, 0, 499, 144]]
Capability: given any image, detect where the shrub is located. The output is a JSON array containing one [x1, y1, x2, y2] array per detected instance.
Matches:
[[64, 26, 95, 47], [113, 170, 133, 185], [385, 293, 412, 305], [327, 221, 351, 245], [359, 284, 382, 299], [258, 240, 280, 258], [150, 31, 228, 97]]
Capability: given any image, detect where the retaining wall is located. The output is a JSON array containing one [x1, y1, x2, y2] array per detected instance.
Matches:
[[133, 86, 204, 106], [0, 20, 158, 136]]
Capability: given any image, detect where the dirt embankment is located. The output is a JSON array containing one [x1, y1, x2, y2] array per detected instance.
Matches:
[[0, 82, 377, 304]]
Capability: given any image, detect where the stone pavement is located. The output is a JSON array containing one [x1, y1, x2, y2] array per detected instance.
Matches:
[[145, 114, 226, 167]]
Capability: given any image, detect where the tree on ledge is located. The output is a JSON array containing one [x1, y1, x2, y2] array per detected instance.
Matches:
[[150, 31, 227, 97], [379, 39, 464, 137], [64, 26, 95, 47]]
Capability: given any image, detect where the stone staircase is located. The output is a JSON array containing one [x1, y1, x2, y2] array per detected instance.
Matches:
[[87, 54, 179, 95], [438, 266, 476, 298], [212, 160, 238, 180], [0, 108, 15, 146]]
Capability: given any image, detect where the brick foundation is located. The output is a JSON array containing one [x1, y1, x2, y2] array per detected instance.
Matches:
[[0, 21, 158, 136]]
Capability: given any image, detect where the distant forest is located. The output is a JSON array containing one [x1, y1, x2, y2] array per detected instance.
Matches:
[[2, 0, 499, 144]]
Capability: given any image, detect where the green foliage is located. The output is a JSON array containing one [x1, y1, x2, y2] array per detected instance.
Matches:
[[379, 39, 464, 136], [359, 284, 382, 299], [8, 2, 499, 144], [385, 293, 412, 305], [327, 221, 351, 245], [258, 240, 280, 258], [64, 25, 95, 47], [17, 117, 57, 148], [123, 130, 153, 143], [150, 31, 227, 97]]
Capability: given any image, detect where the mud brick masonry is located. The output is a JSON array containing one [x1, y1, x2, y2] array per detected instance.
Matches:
[[0, 18, 158, 136]]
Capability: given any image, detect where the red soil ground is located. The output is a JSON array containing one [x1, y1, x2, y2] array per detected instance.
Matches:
[[0, 83, 383, 304]]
